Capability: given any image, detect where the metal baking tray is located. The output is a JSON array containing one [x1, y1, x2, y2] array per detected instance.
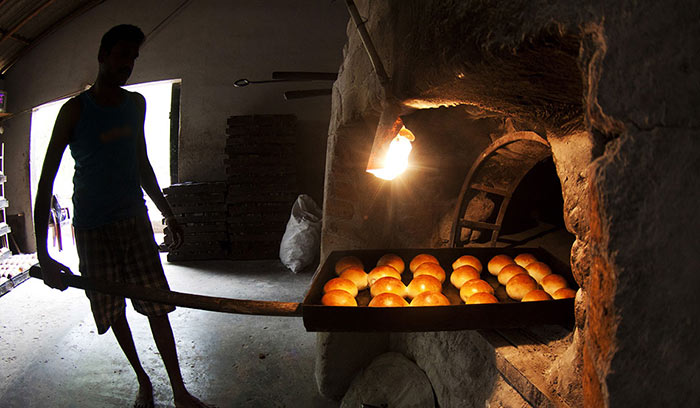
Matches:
[[302, 247, 576, 332]]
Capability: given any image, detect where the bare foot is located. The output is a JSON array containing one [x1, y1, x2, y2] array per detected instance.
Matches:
[[134, 376, 154, 408], [174, 392, 213, 408]]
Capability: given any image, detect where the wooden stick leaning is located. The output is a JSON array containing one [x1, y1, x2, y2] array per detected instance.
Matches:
[[28, 264, 303, 317]]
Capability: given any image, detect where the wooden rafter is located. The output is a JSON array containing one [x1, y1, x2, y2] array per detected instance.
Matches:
[[1, 0, 106, 76], [0, 0, 57, 47]]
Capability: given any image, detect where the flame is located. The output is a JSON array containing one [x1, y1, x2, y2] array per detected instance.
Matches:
[[367, 126, 414, 180]]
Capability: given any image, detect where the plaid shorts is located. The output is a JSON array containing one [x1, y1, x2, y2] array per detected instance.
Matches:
[[75, 214, 175, 334]]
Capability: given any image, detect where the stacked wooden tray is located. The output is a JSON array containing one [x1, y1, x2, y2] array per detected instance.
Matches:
[[224, 115, 298, 260], [302, 247, 576, 332], [164, 182, 229, 261]]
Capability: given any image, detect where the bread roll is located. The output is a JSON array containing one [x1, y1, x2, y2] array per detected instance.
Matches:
[[368, 265, 401, 286], [541, 274, 568, 295], [410, 291, 450, 306], [451, 255, 482, 273], [377, 253, 405, 274], [409, 254, 439, 273], [514, 253, 537, 268], [525, 261, 552, 284], [552, 287, 576, 299], [521, 289, 553, 302], [414, 262, 446, 283], [335, 256, 364, 275], [321, 290, 357, 306], [370, 277, 407, 298], [323, 277, 359, 297], [340, 267, 369, 291], [465, 292, 498, 304], [497, 264, 528, 285], [368, 292, 409, 307], [406, 275, 443, 299], [450, 265, 480, 289], [506, 274, 538, 300], [459, 279, 494, 303], [488, 254, 515, 276]]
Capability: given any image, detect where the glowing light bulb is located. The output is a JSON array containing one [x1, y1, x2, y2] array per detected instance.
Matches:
[[367, 126, 414, 180]]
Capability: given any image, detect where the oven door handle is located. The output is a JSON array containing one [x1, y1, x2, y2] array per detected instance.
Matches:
[[29, 264, 302, 317]]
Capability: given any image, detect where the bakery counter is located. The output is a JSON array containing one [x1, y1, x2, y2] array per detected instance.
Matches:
[[302, 247, 577, 332]]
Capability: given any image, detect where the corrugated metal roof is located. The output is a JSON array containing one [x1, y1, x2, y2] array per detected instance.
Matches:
[[0, 0, 105, 76]]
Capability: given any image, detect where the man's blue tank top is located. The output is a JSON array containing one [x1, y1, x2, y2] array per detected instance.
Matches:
[[69, 90, 146, 229]]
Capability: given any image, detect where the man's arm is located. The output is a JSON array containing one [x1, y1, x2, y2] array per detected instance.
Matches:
[[133, 93, 183, 249], [34, 98, 80, 290]]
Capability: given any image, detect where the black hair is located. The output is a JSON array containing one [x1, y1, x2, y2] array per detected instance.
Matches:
[[98, 24, 145, 56]]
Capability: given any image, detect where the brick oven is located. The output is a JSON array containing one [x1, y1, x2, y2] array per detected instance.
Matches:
[[315, 1, 700, 407]]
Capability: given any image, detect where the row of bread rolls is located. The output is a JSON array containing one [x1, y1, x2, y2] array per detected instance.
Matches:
[[449, 255, 499, 304], [324, 254, 450, 307], [324, 252, 574, 307], [488, 254, 575, 302]]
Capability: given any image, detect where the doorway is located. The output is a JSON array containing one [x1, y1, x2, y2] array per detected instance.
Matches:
[[29, 79, 180, 261]]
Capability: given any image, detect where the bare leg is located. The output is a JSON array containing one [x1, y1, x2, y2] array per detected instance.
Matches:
[[111, 312, 153, 408], [148, 314, 210, 408]]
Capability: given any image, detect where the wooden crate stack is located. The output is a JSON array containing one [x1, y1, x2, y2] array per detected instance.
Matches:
[[225, 115, 298, 260], [164, 182, 229, 261]]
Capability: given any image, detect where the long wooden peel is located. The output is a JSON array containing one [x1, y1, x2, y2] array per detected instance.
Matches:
[[29, 264, 303, 317]]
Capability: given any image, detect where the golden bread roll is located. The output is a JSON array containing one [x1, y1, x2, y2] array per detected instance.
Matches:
[[406, 275, 443, 299], [488, 254, 515, 276], [335, 256, 363, 275], [459, 279, 495, 303], [452, 255, 482, 273], [369, 292, 409, 307], [497, 264, 528, 285], [521, 289, 553, 302], [465, 292, 499, 304], [514, 253, 538, 268], [410, 291, 450, 306], [321, 290, 357, 306], [377, 253, 405, 274], [525, 261, 552, 284], [552, 287, 576, 299], [323, 277, 359, 297], [506, 274, 538, 300], [414, 262, 446, 283], [370, 277, 407, 298], [409, 254, 439, 273], [484, 275, 500, 290], [541, 274, 569, 295], [450, 265, 481, 289], [339, 267, 369, 291], [368, 265, 401, 286]]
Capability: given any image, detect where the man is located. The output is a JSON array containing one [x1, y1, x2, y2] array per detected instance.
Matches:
[[34, 25, 209, 408]]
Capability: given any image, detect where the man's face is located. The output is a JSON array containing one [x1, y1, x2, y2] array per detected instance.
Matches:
[[99, 40, 140, 86]]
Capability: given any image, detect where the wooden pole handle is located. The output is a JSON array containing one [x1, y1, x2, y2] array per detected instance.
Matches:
[[29, 264, 303, 317]]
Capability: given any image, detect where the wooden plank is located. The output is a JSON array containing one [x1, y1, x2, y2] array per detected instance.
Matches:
[[459, 219, 501, 231], [28, 265, 302, 317], [470, 183, 510, 196], [478, 328, 573, 408]]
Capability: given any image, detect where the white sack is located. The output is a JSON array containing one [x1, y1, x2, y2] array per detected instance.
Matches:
[[279, 194, 322, 273]]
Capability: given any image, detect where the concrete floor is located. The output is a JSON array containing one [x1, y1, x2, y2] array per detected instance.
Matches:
[[0, 248, 337, 408]]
